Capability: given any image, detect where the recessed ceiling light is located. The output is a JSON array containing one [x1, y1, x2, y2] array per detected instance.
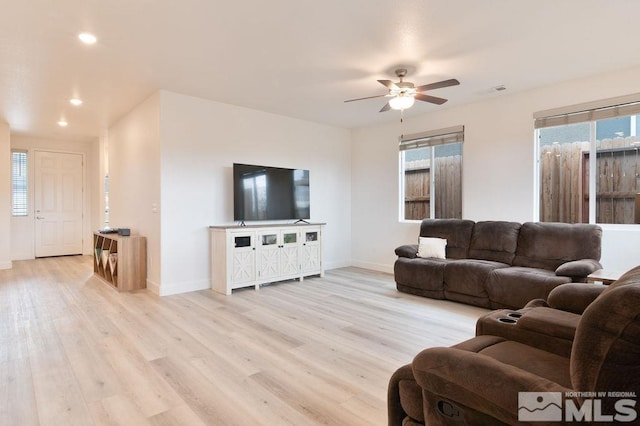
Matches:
[[58, 120, 68, 127], [78, 32, 97, 45], [70, 98, 83, 106]]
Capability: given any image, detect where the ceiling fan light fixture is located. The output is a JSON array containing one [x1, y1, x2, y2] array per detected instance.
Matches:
[[78, 32, 97, 45], [389, 94, 415, 110]]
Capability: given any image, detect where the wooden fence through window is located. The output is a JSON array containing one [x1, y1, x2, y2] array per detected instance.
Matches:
[[404, 156, 462, 220], [539, 137, 640, 224]]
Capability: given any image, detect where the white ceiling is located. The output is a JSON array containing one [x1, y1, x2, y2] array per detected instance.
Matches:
[[2, 1, 640, 142]]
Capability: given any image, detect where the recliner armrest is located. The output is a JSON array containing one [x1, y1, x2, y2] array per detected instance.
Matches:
[[555, 259, 602, 280], [547, 283, 606, 314], [395, 244, 418, 258]]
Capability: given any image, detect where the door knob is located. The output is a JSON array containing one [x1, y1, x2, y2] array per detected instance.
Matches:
[[36, 216, 45, 220]]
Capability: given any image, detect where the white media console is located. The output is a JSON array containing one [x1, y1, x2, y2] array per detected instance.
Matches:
[[209, 223, 324, 295]]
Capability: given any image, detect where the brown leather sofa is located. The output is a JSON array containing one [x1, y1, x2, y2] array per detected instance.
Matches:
[[394, 219, 602, 309], [388, 265, 640, 425]]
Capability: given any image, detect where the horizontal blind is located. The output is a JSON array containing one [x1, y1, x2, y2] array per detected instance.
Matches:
[[399, 125, 464, 151], [534, 93, 640, 129], [11, 150, 28, 216]]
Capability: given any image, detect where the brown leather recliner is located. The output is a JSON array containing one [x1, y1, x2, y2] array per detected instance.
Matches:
[[474, 283, 603, 358], [388, 266, 640, 425], [476, 265, 640, 358]]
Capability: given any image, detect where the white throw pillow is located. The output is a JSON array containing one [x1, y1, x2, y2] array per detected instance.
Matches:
[[417, 237, 447, 259]]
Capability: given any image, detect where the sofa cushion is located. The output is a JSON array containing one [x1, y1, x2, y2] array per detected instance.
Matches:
[[486, 267, 572, 309], [478, 340, 572, 388], [516, 307, 578, 341], [468, 221, 521, 264], [444, 259, 509, 301], [513, 222, 602, 271], [419, 219, 474, 259]]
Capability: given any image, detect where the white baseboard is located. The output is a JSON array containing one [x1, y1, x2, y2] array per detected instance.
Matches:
[[323, 259, 352, 270], [0, 260, 13, 270], [158, 279, 210, 297], [350, 259, 394, 274]]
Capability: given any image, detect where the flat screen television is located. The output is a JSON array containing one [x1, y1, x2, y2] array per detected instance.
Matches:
[[233, 163, 310, 222]]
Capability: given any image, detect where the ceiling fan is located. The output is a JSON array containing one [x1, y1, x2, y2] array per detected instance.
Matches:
[[344, 68, 460, 115]]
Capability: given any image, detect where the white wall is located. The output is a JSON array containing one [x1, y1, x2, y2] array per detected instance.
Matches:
[[108, 93, 162, 291], [158, 91, 352, 295], [108, 90, 352, 296], [0, 123, 10, 269], [351, 65, 640, 273], [9, 135, 98, 260]]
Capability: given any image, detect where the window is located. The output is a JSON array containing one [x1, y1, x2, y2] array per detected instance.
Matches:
[[536, 97, 640, 224], [11, 150, 28, 216], [399, 126, 463, 220]]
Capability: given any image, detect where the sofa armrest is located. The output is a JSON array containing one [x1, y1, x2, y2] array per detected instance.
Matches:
[[412, 346, 570, 423], [524, 298, 550, 308], [555, 259, 602, 280], [547, 283, 606, 314], [395, 244, 418, 259]]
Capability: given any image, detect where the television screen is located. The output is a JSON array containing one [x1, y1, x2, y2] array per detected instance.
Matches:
[[233, 163, 310, 221]]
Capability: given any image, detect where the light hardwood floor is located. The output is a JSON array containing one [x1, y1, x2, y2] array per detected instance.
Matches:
[[0, 256, 488, 426]]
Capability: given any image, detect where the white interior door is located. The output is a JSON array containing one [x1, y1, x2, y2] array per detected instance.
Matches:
[[34, 151, 84, 257]]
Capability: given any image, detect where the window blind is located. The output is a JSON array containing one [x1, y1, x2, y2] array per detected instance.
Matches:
[[399, 125, 464, 151], [11, 150, 28, 216], [534, 93, 640, 129]]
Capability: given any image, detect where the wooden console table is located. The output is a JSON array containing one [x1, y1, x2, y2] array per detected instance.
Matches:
[[93, 232, 147, 291], [586, 269, 624, 285]]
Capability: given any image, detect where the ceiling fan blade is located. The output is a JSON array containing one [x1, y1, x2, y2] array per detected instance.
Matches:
[[379, 102, 391, 112], [416, 78, 460, 92], [377, 79, 398, 90], [415, 93, 448, 105], [344, 94, 389, 103]]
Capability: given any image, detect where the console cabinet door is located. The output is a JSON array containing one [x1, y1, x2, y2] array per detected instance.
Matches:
[[257, 231, 280, 280], [280, 229, 300, 276], [229, 231, 256, 287], [257, 229, 300, 280], [301, 227, 321, 274]]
